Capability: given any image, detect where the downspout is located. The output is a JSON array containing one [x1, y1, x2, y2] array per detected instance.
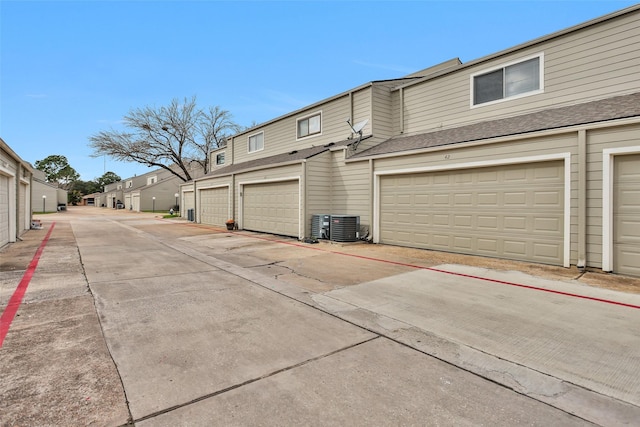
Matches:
[[577, 129, 587, 269], [399, 87, 405, 134], [193, 179, 198, 223], [349, 91, 353, 124], [302, 160, 307, 240], [368, 158, 374, 241], [232, 173, 236, 228]]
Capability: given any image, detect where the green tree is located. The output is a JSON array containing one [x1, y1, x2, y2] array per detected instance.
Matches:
[[96, 171, 121, 191], [69, 179, 101, 195], [34, 155, 80, 189], [88, 96, 240, 182]]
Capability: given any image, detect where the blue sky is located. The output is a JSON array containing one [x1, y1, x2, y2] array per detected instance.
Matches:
[[1, 0, 637, 181]]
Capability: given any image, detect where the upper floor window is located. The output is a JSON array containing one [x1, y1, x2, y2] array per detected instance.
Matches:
[[297, 111, 321, 139], [248, 132, 264, 153], [147, 176, 157, 185], [117, 184, 123, 190], [216, 152, 225, 165], [472, 54, 543, 106], [126, 180, 133, 188]]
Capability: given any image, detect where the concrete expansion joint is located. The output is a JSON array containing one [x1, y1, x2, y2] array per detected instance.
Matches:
[[131, 336, 381, 425]]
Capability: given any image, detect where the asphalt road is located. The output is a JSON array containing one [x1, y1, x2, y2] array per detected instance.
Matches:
[[1, 207, 639, 426]]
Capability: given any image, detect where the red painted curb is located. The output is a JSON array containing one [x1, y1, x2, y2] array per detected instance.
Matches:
[[156, 219, 640, 310], [0, 222, 56, 348]]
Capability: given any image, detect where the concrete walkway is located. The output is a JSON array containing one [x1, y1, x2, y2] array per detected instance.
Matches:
[[2, 207, 639, 426]]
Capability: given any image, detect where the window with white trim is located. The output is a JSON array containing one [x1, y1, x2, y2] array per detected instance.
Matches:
[[248, 132, 264, 153], [472, 55, 542, 106], [147, 176, 157, 185], [126, 180, 133, 188], [216, 152, 225, 165], [297, 112, 321, 139]]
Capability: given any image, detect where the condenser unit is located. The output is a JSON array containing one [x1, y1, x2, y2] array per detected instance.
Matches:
[[311, 214, 331, 239], [330, 215, 360, 242]]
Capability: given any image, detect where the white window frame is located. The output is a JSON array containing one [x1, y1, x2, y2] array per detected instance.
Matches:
[[470, 53, 544, 108], [215, 151, 225, 166], [296, 111, 322, 140], [248, 131, 264, 153], [126, 180, 133, 188]]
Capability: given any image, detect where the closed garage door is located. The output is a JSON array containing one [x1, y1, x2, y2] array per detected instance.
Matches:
[[380, 161, 564, 265], [0, 174, 9, 247], [243, 180, 299, 237], [613, 154, 640, 277], [200, 187, 229, 227], [132, 194, 140, 212]]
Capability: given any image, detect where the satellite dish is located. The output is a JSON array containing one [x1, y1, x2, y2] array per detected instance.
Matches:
[[352, 119, 368, 134], [346, 118, 369, 135]]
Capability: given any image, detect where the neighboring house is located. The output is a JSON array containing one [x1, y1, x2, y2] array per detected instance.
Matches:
[[184, 5, 640, 277], [81, 192, 101, 206], [0, 137, 33, 248], [100, 163, 205, 212], [31, 169, 68, 212]]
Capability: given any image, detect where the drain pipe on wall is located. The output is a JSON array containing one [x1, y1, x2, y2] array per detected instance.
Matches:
[[577, 129, 587, 270]]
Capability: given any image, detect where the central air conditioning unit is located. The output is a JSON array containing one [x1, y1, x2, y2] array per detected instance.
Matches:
[[311, 214, 331, 239], [330, 215, 360, 242]]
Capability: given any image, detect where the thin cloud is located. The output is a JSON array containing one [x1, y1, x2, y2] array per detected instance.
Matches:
[[25, 93, 47, 99]]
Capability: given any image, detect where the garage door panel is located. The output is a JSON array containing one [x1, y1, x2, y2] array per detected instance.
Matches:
[[200, 187, 229, 226], [243, 181, 299, 237], [614, 154, 640, 276], [380, 161, 564, 265]]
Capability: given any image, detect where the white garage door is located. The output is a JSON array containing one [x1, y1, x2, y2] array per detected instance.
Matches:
[[183, 191, 195, 220], [0, 174, 9, 247], [243, 180, 299, 237], [613, 154, 640, 277], [132, 194, 140, 212], [200, 187, 229, 227], [380, 161, 564, 265]]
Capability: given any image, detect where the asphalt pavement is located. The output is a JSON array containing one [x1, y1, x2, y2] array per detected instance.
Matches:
[[1, 206, 639, 426]]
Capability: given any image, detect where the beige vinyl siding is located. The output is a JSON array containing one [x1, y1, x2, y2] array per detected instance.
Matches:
[[331, 151, 371, 230], [395, 10, 640, 136], [585, 123, 640, 269], [232, 96, 353, 165], [352, 87, 371, 136], [371, 84, 393, 140], [305, 152, 332, 235]]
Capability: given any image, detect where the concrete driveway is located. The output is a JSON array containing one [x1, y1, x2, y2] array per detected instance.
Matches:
[[1, 206, 639, 426]]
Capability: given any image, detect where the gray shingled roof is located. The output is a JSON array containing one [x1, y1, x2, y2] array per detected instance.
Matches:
[[353, 92, 640, 158], [209, 139, 352, 176]]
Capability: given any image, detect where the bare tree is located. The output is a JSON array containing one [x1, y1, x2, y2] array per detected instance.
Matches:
[[89, 96, 240, 182]]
